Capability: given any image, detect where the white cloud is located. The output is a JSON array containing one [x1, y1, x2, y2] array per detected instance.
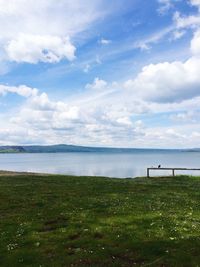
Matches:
[[173, 11, 200, 30], [0, 80, 148, 146], [116, 117, 132, 126], [191, 30, 200, 54], [170, 110, 200, 123], [0, 0, 104, 37], [190, 0, 200, 10], [134, 2, 200, 51], [1, 78, 200, 148], [86, 77, 107, 90], [171, 30, 186, 40], [0, 84, 38, 97], [134, 26, 174, 51], [5, 34, 76, 63], [125, 30, 200, 103], [100, 38, 112, 45], [158, 0, 174, 14], [0, 0, 114, 64]]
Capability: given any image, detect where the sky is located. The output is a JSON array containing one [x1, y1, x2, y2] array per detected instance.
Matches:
[[1, 0, 200, 148]]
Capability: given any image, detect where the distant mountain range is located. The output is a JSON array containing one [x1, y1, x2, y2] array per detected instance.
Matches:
[[0, 144, 199, 153]]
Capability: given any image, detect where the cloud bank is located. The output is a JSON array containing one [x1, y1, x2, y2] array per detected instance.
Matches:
[[125, 29, 200, 103], [0, 0, 112, 63]]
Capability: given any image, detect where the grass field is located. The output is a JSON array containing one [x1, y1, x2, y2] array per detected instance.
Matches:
[[0, 173, 200, 266]]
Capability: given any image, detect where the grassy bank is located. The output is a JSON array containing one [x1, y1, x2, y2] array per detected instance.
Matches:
[[0, 173, 200, 266]]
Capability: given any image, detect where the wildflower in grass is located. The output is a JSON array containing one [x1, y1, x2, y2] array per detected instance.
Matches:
[[7, 243, 18, 251], [35, 242, 40, 247]]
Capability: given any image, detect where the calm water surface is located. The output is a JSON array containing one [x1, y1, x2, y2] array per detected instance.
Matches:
[[0, 151, 200, 178]]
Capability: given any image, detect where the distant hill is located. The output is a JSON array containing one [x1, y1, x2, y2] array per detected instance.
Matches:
[[0, 144, 140, 153], [0, 144, 170, 153], [0, 144, 198, 153], [184, 148, 200, 152]]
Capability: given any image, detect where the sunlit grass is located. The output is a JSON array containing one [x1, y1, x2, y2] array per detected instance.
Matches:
[[0, 174, 200, 266]]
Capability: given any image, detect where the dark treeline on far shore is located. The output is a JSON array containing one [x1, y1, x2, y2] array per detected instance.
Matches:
[[0, 144, 200, 153]]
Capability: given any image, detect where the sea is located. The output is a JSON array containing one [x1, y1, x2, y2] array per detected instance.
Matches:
[[0, 150, 200, 178]]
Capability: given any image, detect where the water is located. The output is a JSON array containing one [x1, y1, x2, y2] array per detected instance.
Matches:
[[0, 151, 200, 178]]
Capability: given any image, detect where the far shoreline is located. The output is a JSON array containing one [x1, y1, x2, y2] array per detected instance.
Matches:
[[0, 170, 136, 179]]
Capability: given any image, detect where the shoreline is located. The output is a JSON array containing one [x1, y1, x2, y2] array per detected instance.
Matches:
[[0, 170, 131, 179], [0, 170, 58, 177]]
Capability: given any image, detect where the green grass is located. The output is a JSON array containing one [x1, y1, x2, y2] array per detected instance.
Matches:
[[0, 149, 20, 153], [0, 174, 200, 266]]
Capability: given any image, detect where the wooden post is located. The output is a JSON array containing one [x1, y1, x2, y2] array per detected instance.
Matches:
[[172, 169, 175, 176], [147, 168, 150, 178]]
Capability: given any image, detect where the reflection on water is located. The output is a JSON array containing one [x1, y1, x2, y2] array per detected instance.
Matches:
[[0, 151, 200, 178]]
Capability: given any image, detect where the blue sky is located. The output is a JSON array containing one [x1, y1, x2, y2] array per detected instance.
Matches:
[[1, 0, 200, 148]]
